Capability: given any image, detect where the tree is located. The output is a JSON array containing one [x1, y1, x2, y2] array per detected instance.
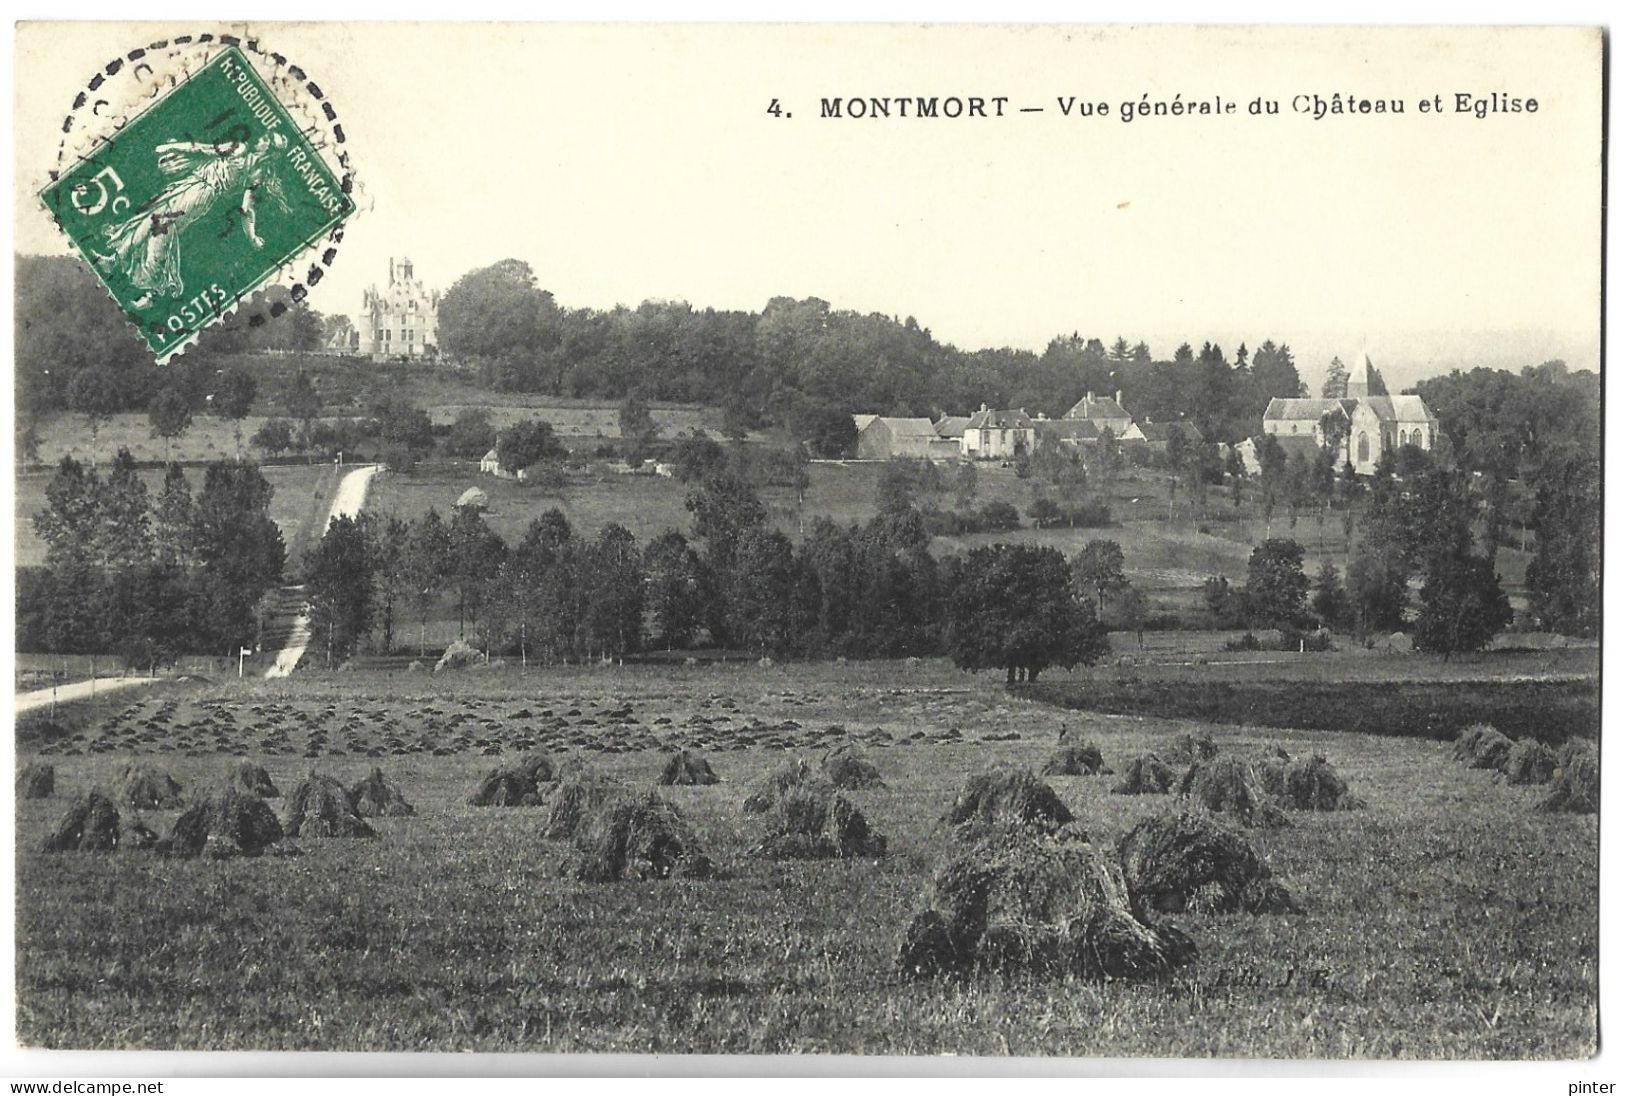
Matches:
[[496, 419, 566, 476], [1109, 336, 1133, 362], [1322, 356, 1350, 399], [1413, 551, 1511, 659], [212, 367, 258, 457], [250, 418, 295, 458], [1346, 550, 1410, 637], [619, 392, 661, 465], [1525, 454, 1600, 636], [1244, 538, 1309, 630], [1072, 539, 1126, 612], [447, 506, 507, 637], [284, 370, 323, 447], [788, 398, 858, 458], [370, 515, 412, 654], [437, 259, 562, 389], [644, 531, 705, 649], [97, 449, 153, 570], [672, 430, 729, 482], [1310, 561, 1349, 630], [946, 544, 1109, 683], [148, 386, 193, 462], [444, 408, 496, 459], [953, 461, 978, 508], [67, 366, 121, 459], [404, 509, 453, 656], [190, 461, 286, 650], [305, 514, 374, 666], [582, 524, 645, 656], [153, 463, 196, 570], [726, 526, 802, 656]]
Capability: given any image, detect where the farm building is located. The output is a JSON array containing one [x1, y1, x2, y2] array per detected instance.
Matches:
[[1032, 416, 1101, 449], [855, 416, 959, 460], [961, 406, 1035, 460], [478, 449, 525, 480], [1139, 420, 1207, 456], [1262, 354, 1437, 475], [1064, 391, 1147, 443]]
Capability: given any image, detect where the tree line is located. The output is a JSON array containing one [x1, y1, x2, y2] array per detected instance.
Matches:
[[17, 453, 287, 667]]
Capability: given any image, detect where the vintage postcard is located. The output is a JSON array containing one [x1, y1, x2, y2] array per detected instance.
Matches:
[[7, 21, 1603, 1069]]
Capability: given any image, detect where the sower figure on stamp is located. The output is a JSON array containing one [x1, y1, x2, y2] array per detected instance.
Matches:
[[93, 130, 290, 308]]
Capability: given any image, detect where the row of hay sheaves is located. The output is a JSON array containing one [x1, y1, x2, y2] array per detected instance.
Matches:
[[22, 718, 1594, 983]]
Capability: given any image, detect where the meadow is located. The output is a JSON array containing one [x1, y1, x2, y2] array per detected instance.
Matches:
[[12, 660, 1598, 1057]]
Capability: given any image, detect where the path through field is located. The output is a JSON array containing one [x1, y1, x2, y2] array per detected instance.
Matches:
[[13, 675, 156, 714], [265, 464, 382, 679]]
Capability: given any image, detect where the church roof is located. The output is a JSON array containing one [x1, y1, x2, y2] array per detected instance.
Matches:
[[1358, 395, 1438, 423], [1264, 397, 1356, 422]]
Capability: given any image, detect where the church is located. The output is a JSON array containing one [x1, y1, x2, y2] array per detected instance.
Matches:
[[1260, 353, 1439, 475], [354, 257, 441, 359]]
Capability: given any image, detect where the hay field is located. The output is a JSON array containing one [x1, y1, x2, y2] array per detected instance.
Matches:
[[13, 661, 1596, 1056]]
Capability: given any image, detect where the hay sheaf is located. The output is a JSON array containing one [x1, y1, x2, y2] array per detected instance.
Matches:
[[821, 744, 886, 789], [435, 639, 483, 672], [162, 788, 284, 858], [742, 758, 825, 814], [1500, 739, 1559, 787], [1118, 810, 1300, 917], [752, 785, 888, 859], [897, 827, 1195, 981], [1177, 757, 1289, 828], [561, 790, 714, 882], [659, 750, 719, 786], [519, 752, 557, 786], [1167, 731, 1219, 766], [1112, 754, 1176, 796], [1276, 754, 1365, 811], [118, 763, 185, 810], [542, 765, 624, 839], [1041, 744, 1112, 777], [39, 791, 123, 853], [226, 760, 280, 798], [283, 774, 376, 839], [943, 768, 1074, 835], [1454, 723, 1517, 770], [349, 768, 415, 818], [469, 766, 543, 807], [16, 761, 54, 799], [1538, 740, 1599, 814]]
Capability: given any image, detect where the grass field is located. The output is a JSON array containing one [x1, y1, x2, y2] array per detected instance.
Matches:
[[12, 660, 1597, 1056]]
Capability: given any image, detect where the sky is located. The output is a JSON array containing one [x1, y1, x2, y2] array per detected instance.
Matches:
[[13, 22, 1603, 395]]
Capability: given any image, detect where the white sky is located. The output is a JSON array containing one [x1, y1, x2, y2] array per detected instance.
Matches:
[[13, 22, 1603, 393]]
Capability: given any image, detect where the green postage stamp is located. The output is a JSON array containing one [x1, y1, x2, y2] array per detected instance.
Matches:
[[40, 45, 353, 361]]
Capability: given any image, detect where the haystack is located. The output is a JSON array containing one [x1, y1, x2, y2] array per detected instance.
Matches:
[[435, 638, 482, 672], [897, 827, 1195, 980], [541, 764, 623, 839], [742, 758, 825, 813], [283, 774, 376, 838], [162, 788, 284, 858], [752, 785, 887, 859], [1118, 810, 1300, 916], [1256, 747, 1291, 797], [40, 791, 122, 852], [1112, 753, 1175, 795], [226, 760, 280, 798], [16, 761, 54, 799], [1538, 740, 1599, 814], [820, 744, 886, 789], [1177, 756, 1289, 828], [468, 765, 542, 807], [1041, 743, 1112, 777], [942, 767, 1074, 835], [561, 790, 714, 882], [1277, 754, 1365, 811], [1500, 739, 1558, 786], [1462, 725, 1514, 771], [518, 752, 557, 785], [349, 767, 415, 817], [659, 750, 719, 786], [1167, 731, 1219, 766], [117, 763, 184, 810]]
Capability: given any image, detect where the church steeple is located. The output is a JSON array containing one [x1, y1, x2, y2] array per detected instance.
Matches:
[[1348, 351, 1376, 398]]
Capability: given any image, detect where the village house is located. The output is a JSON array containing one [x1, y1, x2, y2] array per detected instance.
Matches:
[[1031, 416, 1101, 450], [961, 405, 1035, 460], [1259, 354, 1438, 475], [1138, 419, 1207, 458], [1065, 391, 1147, 443], [478, 448, 525, 481]]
